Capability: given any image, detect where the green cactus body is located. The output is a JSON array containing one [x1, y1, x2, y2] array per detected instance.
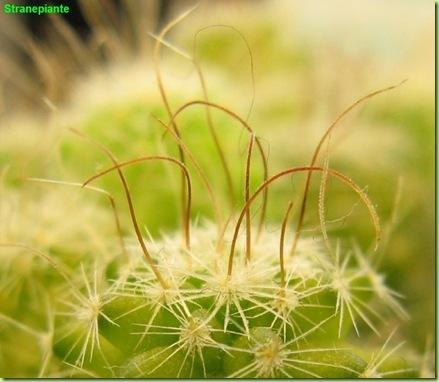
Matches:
[[0, 3, 430, 379], [17, 225, 412, 378]]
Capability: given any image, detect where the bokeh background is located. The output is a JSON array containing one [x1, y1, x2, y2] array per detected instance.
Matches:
[[0, 0, 434, 375]]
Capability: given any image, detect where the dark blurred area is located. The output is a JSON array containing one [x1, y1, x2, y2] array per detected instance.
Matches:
[[0, 0, 203, 115], [22, 0, 171, 37], [0, 0, 263, 115]]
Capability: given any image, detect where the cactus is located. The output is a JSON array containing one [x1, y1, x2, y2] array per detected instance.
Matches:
[[0, 5, 429, 379]]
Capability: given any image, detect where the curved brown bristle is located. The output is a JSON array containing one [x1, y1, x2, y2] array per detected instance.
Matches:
[[244, 134, 255, 263], [194, 63, 236, 208], [82, 156, 192, 250], [163, 100, 269, 239], [193, 24, 255, 122], [318, 144, 333, 257], [228, 166, 381, 276], [153, 116, 222, 237], [152, 7, 198, 247], [148, 23, 257, 211], [290, 80, 406, 257], [70, 128, 169, 289], [279, 201, 294, 288], [192, 24, 256, 206]]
